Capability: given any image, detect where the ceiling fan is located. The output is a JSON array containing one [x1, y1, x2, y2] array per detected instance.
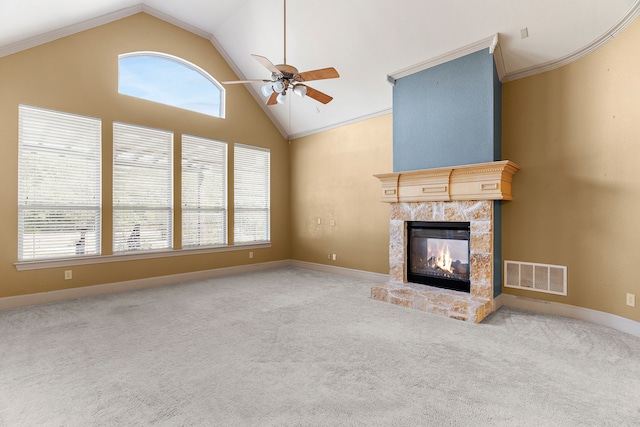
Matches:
[[222, 0, 339, 106]]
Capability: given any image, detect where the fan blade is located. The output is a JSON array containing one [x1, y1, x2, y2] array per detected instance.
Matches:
[[222, 79, 270, 84], [296, 67, 340, 82], [252, 54, 282, 76], [302, 85, 333, 104], [266, 91, 278, 106]]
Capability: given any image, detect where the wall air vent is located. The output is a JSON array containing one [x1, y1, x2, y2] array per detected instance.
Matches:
[[504, 260, 567, 296]]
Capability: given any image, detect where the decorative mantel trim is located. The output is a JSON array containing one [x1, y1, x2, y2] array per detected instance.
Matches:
[[374, 160, 519, 203]]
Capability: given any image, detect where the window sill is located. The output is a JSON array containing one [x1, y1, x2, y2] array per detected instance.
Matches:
[[14, 243, 271, 271]]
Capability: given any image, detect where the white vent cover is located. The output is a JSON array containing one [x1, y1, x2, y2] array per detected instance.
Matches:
[[504, 260, 567, 296]]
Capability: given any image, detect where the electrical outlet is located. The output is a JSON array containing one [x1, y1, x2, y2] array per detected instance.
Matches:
[[249, 251, 253, 259], [327, 253, 331, 260], [626, 293, 636, 307], [64, 270, 72, 280], [332, 254, 337, 261]]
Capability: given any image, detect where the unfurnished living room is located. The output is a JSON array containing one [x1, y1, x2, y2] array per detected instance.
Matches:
[[1, 1, 639, 426]]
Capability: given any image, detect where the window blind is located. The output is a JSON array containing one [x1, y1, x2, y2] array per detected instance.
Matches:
[[18, 105, 102, 261], [113, 122, 173, 253], [234, 143, 270, 244], [182, 135, 227, 248]]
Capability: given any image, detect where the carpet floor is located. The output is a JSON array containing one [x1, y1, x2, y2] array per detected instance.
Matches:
[[1, 267, 639, 426]]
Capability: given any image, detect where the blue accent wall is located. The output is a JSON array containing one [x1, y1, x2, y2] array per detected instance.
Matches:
[[393, 49, 500, 172], [493, 57, 502, 161], [392, 48, 503, 296]]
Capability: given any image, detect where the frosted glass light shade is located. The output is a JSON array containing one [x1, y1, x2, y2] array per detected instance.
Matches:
[[272, 81, 285, 93], [293, 85, 307, 97], [261, 84, 273, 97]]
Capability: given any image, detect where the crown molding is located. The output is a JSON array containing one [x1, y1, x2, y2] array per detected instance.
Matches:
[[502, 0, 640, 82], [288, 108, 392, 140], [141, 4, 212, 40], [387, 34, 504, 84], [385, 0, 640, 85], [0, 3, 217, 59], [0, 0, 290, 139], [0, 5, 143, 58], [491, 37, 507, 82]]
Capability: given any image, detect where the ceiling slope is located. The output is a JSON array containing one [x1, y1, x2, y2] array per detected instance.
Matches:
[[1, 0, 639, 139]]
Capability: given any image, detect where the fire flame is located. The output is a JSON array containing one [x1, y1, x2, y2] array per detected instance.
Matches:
[[435, 243, 453, 273]]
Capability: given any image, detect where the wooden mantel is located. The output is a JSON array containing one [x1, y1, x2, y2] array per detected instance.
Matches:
[[374, 160, 519, 203]]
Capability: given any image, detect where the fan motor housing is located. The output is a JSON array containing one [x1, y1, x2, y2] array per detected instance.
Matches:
[[275, 64, 299, 80]]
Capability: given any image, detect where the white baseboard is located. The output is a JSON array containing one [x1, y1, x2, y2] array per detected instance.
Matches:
[[0, 260, 290, 311], [4, 262, 637, 339], [289, 260, 390, 283], [0, 260, 386, 311], [498, 293, 640, 338]]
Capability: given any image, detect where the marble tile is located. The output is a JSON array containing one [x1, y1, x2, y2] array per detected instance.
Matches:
[[390, 203, 412, 221], [375, 200, 495, 323]]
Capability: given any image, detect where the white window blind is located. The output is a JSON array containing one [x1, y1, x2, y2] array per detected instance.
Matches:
[[234, 143, 270, 244], [182, 135, 227, 248], [113, 122, 173, 253], [18, 105, 102, 261]]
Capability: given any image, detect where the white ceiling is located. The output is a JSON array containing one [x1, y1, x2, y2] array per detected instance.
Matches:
[[1, 0, 639, 139]]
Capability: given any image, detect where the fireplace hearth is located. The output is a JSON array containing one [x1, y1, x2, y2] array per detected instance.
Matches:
[[372, 161, 519, 322]]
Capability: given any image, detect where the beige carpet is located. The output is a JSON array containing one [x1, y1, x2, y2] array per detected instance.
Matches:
[[1, 267, 639, 426]]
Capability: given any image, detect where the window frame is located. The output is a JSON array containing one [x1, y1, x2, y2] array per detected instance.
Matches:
[[112, 122, 174, 254], [118, 51, 226, 118], [17, 104, 102, 261], [14, 111, 277, 270], [181, 134, 228, 248], [233, 143, 271, 245]]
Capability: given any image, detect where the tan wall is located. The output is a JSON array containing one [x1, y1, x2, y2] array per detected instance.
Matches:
[[2, 10, 639, 325], [502, 17, 640, 322], [0, 13, 290, 297], [290, 114, 392, 274]]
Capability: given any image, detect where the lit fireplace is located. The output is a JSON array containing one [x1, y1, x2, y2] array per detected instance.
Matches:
[[372, 161, 519, 322], [407, 221, 470, 292]]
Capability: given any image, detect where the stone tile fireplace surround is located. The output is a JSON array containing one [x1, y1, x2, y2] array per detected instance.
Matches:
[[372, 161, 519, 323]]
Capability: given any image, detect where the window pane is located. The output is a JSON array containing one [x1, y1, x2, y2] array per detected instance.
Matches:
[[118, 52, 224, 117], [234, 144, 270, 244], [182, 210, 226, 247], [113, 122, 173, 253], [113, 210, 173, 253], [18, 105, 101, 261], [182, 135, 227, 247]]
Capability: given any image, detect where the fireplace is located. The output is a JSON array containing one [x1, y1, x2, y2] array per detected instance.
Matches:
[[372, 161, 519, 322], [407, 221, 470, 293]]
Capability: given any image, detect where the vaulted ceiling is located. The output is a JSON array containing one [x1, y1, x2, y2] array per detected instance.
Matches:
[[1, 0, 638, 139]]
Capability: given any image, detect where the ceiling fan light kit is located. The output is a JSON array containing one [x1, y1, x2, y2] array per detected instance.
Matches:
[[261, 84, 273, 97], [222, 0, 339, 106], [272, 80, 286, 93], [293, 85, 307, 97]]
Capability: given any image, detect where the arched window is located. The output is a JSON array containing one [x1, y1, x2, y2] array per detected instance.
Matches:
[[118, 52, 224, 118]]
